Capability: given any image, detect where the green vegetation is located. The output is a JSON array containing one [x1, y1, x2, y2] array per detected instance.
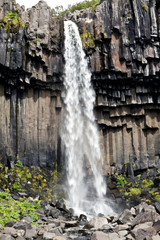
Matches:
[[80, 28, 95, 49], [0, 160, 63, 201], [0, 161, 64, 229], [141, 1, 148, 12], [32, 38, 41, 43], [115, 171, 160, 203], [124, 187, 141, 197], [53, 0, 100, 17], [0, 11, 24, 30], [0, 190, 41, 228], [116, 174, 128, 188]]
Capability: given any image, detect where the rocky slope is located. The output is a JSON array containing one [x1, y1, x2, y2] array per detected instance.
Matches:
[[0, 200, 160, 240], [0, 0, 160, 175]]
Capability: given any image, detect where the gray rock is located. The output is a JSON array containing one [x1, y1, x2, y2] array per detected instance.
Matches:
[[16, 237, 25, 240], [91, 231, 110, 240], [118, 230, 128, 238], [3, 227, 17, 237], [53, 237, 68, 240], [152, 235, 160, 240], [153, 220, 160, 232], [91, 231, 121, 240], [4, 221, 15, 228], [114, 224, 130, 232], [131, 222, 156, 240], [25, 225, 37, 239], [85, 217, 108, 229], [154, 203, 160, 214], [17, 230, 25, 237], [43, 232, 56, 240], [118, 209, 134, 224], [126, 234, 135, 240], [62, 221, 78, 228], [48, 226, 63, 235], [0, 234, 15, 240], [13, 221, 31, 230], [131, 208, 160, 227]]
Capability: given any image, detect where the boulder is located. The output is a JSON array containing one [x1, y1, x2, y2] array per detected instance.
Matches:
[[152, 220, 160, 232], [43, 232, 56, 240], [131, 222, 156, 240], [25, 225, 37, 239], [3, 227, 17, 237], [131, 208, 160, 227], [53, 237, 68, 240], [91, 231, 110, 240], [152, 235, 160, 240], [0, 234, 15, 240], [85, 217, 108, 229], [118, 209, 134, 224]]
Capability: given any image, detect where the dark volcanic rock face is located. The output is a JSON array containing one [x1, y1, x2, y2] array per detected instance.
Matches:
[[0, 0, 64, 169], [0, 0, 160, 174], [67, 0, 160, 174]]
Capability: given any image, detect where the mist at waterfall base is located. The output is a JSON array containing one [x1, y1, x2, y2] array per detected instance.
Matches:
[[62, 20, 114, 217]]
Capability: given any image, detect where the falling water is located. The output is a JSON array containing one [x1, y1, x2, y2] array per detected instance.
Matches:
[[62, 20, 114, 216]]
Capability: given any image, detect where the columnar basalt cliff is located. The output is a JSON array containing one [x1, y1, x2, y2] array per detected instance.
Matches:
[[0, 0, 160, 174]]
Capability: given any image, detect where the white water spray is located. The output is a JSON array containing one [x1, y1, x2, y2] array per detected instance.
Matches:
[[62, 20, 114, 216]]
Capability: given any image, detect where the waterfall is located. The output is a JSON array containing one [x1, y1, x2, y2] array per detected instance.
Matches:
[[62, 20, 114, 216]]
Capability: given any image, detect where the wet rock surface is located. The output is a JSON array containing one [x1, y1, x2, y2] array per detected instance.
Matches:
[[0, 201, 160, 240]]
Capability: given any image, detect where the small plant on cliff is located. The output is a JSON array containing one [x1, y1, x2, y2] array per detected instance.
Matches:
[[0, 11, 24, 31], [116, 174, 128, 188], [141, 1, 148, 12]]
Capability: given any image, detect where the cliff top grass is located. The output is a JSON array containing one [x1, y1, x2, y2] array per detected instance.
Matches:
[[53, 0, 100, 16]]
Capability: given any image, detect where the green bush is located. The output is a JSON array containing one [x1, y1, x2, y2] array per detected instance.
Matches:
[[116, 174, 128, 188]]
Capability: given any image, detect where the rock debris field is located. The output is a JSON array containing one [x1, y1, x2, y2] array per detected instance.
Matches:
[[0, 201, 160, 240]]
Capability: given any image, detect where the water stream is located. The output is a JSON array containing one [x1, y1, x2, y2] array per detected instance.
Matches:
[[62, 20, 114, 216]]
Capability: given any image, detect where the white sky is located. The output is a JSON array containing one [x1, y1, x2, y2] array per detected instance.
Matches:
[[16, 0, 82, 10]]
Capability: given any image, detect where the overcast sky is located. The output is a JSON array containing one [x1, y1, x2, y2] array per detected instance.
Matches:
[[16, 0, 81, 10]]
